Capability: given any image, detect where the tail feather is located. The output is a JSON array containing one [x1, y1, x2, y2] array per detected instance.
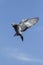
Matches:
[[14, 33, 24, 41], [19, 34, 24, 41]]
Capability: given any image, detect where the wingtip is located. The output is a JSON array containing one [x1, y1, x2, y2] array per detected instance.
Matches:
[[35, 17, 39, 21]]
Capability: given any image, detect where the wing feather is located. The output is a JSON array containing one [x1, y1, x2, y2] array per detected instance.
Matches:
[[19, 17, 39, 32]]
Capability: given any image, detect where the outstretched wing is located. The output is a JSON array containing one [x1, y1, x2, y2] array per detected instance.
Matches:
[[19, 17, 39, 32]]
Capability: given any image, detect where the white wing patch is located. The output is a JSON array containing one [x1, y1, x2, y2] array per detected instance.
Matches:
[[24, 22, 32, 27], [23, 18, 39, 27]]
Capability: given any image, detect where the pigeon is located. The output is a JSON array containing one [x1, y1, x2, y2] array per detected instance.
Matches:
[[11, 17, 39, 41]]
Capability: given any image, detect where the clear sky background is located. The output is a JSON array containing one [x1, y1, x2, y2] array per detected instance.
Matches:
[[0, 0, 43, 65]]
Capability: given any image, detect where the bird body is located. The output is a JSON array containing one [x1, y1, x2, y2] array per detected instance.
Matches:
[[12, 17, 39, 41]]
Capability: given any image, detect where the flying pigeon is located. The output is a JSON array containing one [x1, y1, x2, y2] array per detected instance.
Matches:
[[11, 17, 39, 41]]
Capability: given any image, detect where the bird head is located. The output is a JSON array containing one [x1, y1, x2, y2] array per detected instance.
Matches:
[[11, 23, 19, 28]]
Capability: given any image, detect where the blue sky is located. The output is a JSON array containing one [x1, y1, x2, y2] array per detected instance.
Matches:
[[0, 0, 43, 65]]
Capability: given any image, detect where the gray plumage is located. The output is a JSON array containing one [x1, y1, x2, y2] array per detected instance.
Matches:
[[12, 17, 39, 41]]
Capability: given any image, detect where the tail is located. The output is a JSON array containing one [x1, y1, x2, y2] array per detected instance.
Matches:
[[19, 34, 24, 41], [14, 33, 24, 41]]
